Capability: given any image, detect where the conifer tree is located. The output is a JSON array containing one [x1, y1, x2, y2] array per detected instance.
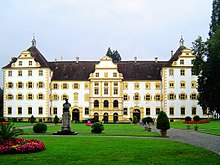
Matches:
[[105, 47, 122, 61]]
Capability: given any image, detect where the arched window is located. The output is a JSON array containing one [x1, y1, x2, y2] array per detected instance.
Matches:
[[94, 100, 99, 107], [104, 100, 109, 108], [113, 100, 118, 108]]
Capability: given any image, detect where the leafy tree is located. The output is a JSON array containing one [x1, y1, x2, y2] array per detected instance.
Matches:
[[0, 88, 3, 117], [105, 47, 122, 61]]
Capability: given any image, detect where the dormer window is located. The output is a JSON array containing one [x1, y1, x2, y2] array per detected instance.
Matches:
[[19, 61, 22, 66]]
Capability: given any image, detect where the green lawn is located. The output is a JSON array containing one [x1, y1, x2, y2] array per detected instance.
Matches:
[[21, 123, 159, 137], [170, 120, 220, 135], [1, 136, 220, 165]]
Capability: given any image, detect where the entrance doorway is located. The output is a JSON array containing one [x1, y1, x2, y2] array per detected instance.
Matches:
[[133, 109, 140, 121], [103, 113, 108, 123], [72, 109, 80, 122], [113, 113, 118, 123], [94, 113, 99, 122]]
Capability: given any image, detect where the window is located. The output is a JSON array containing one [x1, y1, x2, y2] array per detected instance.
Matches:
[[113, 100, 118, 108], [181, 107, 185, 115], [53, 94, 59, 100], [145, 94, 151, 101], [134, 83, 139, 90], [38, 107, 43, 114], [155, 83, 160, 90], [7, 94, 13, 100], [191, 81, 197, 88], [27, 93, 33, 100], [104, 100, 109, 108], [114, 82, 118, 86], [38, 93, 44, 100], [104, 82, 108, 87], [155, 94, 161, 101], [62, 94, 68, 100], [18, 70, 22, 76], [169, 81, 174, 88], [123, 108, 128, 115], [73, 83, 79, 89], [39, 70, 43, 76], [85, 108, 89, 115], [18, 107, 22, 115], [53, 107, 57, 115], [8, 82, 13, 88], [104, 88, 108, 95], [114, 88, 118, 95], [156, 108, 160, 115], [191, 59, 194, 65], [94, 100, 99, 107], [84, 83, 89, 89], [38, 82, 44, 88], [168, 93, 176, 100], [53, 83, 58, 89], [17, 94, 23, 100], [62, 83, 68, 89], [180, 81, 186, 88], [191, 69, 196, 75], [180, 59, 184, 65], [27, 82, 33, 88], [94, 88, 99, 95], [95, 82, 99, 86], [28, 70, 32, 76], [192, 107, 196, 115], [169, 69, 174, 76], [28, 107, 32, 115], [8, 107, 12, 115], [113, 72, 117, 77], [180, 69, 185, 76], [169, 107, 174, 115], [18, 82, 23, 88], [190, 93, 197, 100], [29, 61, 32, 66], [19, 61, 22, 66], [134, 93, 139, 101], [8, 71, 12, 76], [146, 108, 150, 115], [145, 83, 151, 90], [95, 72, 99, 77], [104, 72, 108, 77], [123, 94, 128, 101], [123, 83, 128, 90], [179, 93, 187, 100], [74, 92, 78, 101]]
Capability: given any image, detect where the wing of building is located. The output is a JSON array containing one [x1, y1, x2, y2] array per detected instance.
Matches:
[[2, 37, 207, 122]]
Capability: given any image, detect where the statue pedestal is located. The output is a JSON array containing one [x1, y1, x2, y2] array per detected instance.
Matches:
[[53, 112, 78, 135]]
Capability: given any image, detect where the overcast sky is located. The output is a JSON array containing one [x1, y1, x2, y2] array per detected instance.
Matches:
[[0, 0, 212, 87]]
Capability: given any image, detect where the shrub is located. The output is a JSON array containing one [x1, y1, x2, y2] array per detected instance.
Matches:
[[142, 117, 153, 125], [29, 115, 36, 124], [33, 122, 47, 133], [132, 116, 138, 124], [193, 115, 200, 127], [54, 115, 59, 124], [156, 111, 170, 131], [91, 122, 104, 133], [0, 121, 23, 142], [185, 116, 192, 124]]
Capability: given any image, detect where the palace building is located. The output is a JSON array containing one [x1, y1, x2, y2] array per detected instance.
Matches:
[[2, 37, 207, 122]]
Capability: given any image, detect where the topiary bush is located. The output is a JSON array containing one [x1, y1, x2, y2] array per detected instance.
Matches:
[[91, 122, 104, 133], [142, 117, 153, 125], [33, 122, 47, 133], [54, 115, 59, 125], [185, 116, 192, 123], [156, 111, 170, 131], [132, 116, 138, 124], [29, 115, 36, 124]]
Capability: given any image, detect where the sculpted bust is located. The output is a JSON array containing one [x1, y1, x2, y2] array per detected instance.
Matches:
[[63, 99, 71, 112]]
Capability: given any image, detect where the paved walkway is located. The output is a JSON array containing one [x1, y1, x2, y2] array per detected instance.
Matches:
[[151, 125, 220, 155]]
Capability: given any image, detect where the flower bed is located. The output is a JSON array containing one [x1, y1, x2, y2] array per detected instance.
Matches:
[[183, 119, 209, 124], [0, 138, 45, 154]]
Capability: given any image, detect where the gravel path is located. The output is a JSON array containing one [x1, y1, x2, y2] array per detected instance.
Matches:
[[151, 125, 220, 155]]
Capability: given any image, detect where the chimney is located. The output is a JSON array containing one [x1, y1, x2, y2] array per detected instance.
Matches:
[[171, 50, 174, 57], [76, 57, 79, 64], [155, 57, 158, 63], [134, 56, 137, 63]]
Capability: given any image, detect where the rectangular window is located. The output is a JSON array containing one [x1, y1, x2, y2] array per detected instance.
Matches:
[[180, 59, 184, 65], [181, 107, 185, 115], [63, 83, 68, 89], [113, 73, 117, 77], [123, 108, 128, 115], [156, 108, 160, 115], [146, 108, 150, 115], [104, 88, 108, 95], [180, 82, 185, 88], [169, 82, 174, 88], [134, 83, 139, 90], [29, 61, 32, 66], [145, 95, 151, 101], [191, 69, 196, 75], [53, 107, 57, 114], [8, 107, 12, 115], [73, 83, 79, 89], [114, 88, 118, 95], [18, 82, 23, 88], [28, 94, 33, 100], [28, 70, 32, 76], [18, 107, 22, 115], [94, 82, 99, 86], [180, 69, 185, 76], [39, 70, 43, 76], [85, 108, 89, 115], [38, 107, 43, 115], [38, 82, 44, 88], [169, 69, 174, 76], [169, 107, 174, 115], [134, 94, 139, 101], [94, 88, 99, 95], [155, 95, 161, 101], [169, 93, 175, 100], [155, 83, 161, 90], [8, 82, 13, 88], [104, 82, 108, 87], [53, 95, 59, 100], [84, 83, 89, 90], [19, 61, 22, 66], [17, 94, 23, 100], [8, 71, 12, 77], [95, 72, 99, 77], [123, 95, 128, 101], [192, 107, 196, 115], [114, 82, 118, 86], [28, 82, 33, 88], [28, 107, 32, 115], [18, 71, 22, 76], [123, 83, 128, 90], [53, 83, 58, 89], [38, 94, 43, 100], [179, 93, 186, 100]]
